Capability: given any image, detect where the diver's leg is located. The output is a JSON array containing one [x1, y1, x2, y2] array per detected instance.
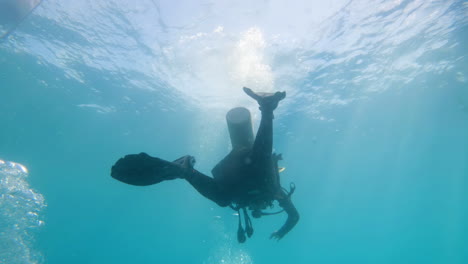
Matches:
[[252, 108, 274, 163], [176, 156, 231, 207], [243, 87, 285, 164], [185, 169, 231, 207]]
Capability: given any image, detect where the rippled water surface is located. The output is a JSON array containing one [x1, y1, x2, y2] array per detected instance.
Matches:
[[1, 1, 467, 263]]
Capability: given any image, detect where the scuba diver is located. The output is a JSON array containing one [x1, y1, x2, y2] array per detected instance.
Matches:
[[111, 87, 299, 242]]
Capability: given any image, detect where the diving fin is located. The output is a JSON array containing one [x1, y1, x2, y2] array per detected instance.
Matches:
[[243, 87, 286, 111], [111, 152, 190, 186]]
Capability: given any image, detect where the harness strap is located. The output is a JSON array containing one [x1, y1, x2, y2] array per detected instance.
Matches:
[[235, 206, 254, 243], [243, 207, 254, 238], [236, 209, 246, 243], [281, 182, 296, 198], [232, 181, 297, 242]]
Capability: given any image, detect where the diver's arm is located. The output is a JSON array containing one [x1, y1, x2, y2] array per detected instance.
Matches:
[[271, 193, 299, 240]]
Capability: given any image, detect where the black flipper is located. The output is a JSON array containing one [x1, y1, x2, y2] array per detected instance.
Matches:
[[243, 87, 286, 111], [111, 153, 191, 186]]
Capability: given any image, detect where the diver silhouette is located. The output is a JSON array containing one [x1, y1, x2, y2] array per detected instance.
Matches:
[[111, 87, 299, 242]]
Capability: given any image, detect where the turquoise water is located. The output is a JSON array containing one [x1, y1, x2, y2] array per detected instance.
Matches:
[[1, 0, 467, 263]]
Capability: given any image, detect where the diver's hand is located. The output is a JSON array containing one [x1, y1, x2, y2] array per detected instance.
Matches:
[[270, 231, 284, 241]]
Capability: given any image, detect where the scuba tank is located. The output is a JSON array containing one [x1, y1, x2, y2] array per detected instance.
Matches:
[[226, 107, 254, 150]]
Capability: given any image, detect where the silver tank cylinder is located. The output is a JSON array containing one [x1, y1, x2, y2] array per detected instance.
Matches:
[[226, 107, 254, 150]]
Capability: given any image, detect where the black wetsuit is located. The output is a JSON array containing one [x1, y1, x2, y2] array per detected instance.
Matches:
[[185, 99, 299, 240]]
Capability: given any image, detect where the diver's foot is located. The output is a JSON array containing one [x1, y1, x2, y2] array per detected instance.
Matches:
[[243, 87, 286, 112], [172, 155, 196, 179]]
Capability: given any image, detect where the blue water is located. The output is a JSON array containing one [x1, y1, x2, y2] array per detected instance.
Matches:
[[1, 0, 467, 263]]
